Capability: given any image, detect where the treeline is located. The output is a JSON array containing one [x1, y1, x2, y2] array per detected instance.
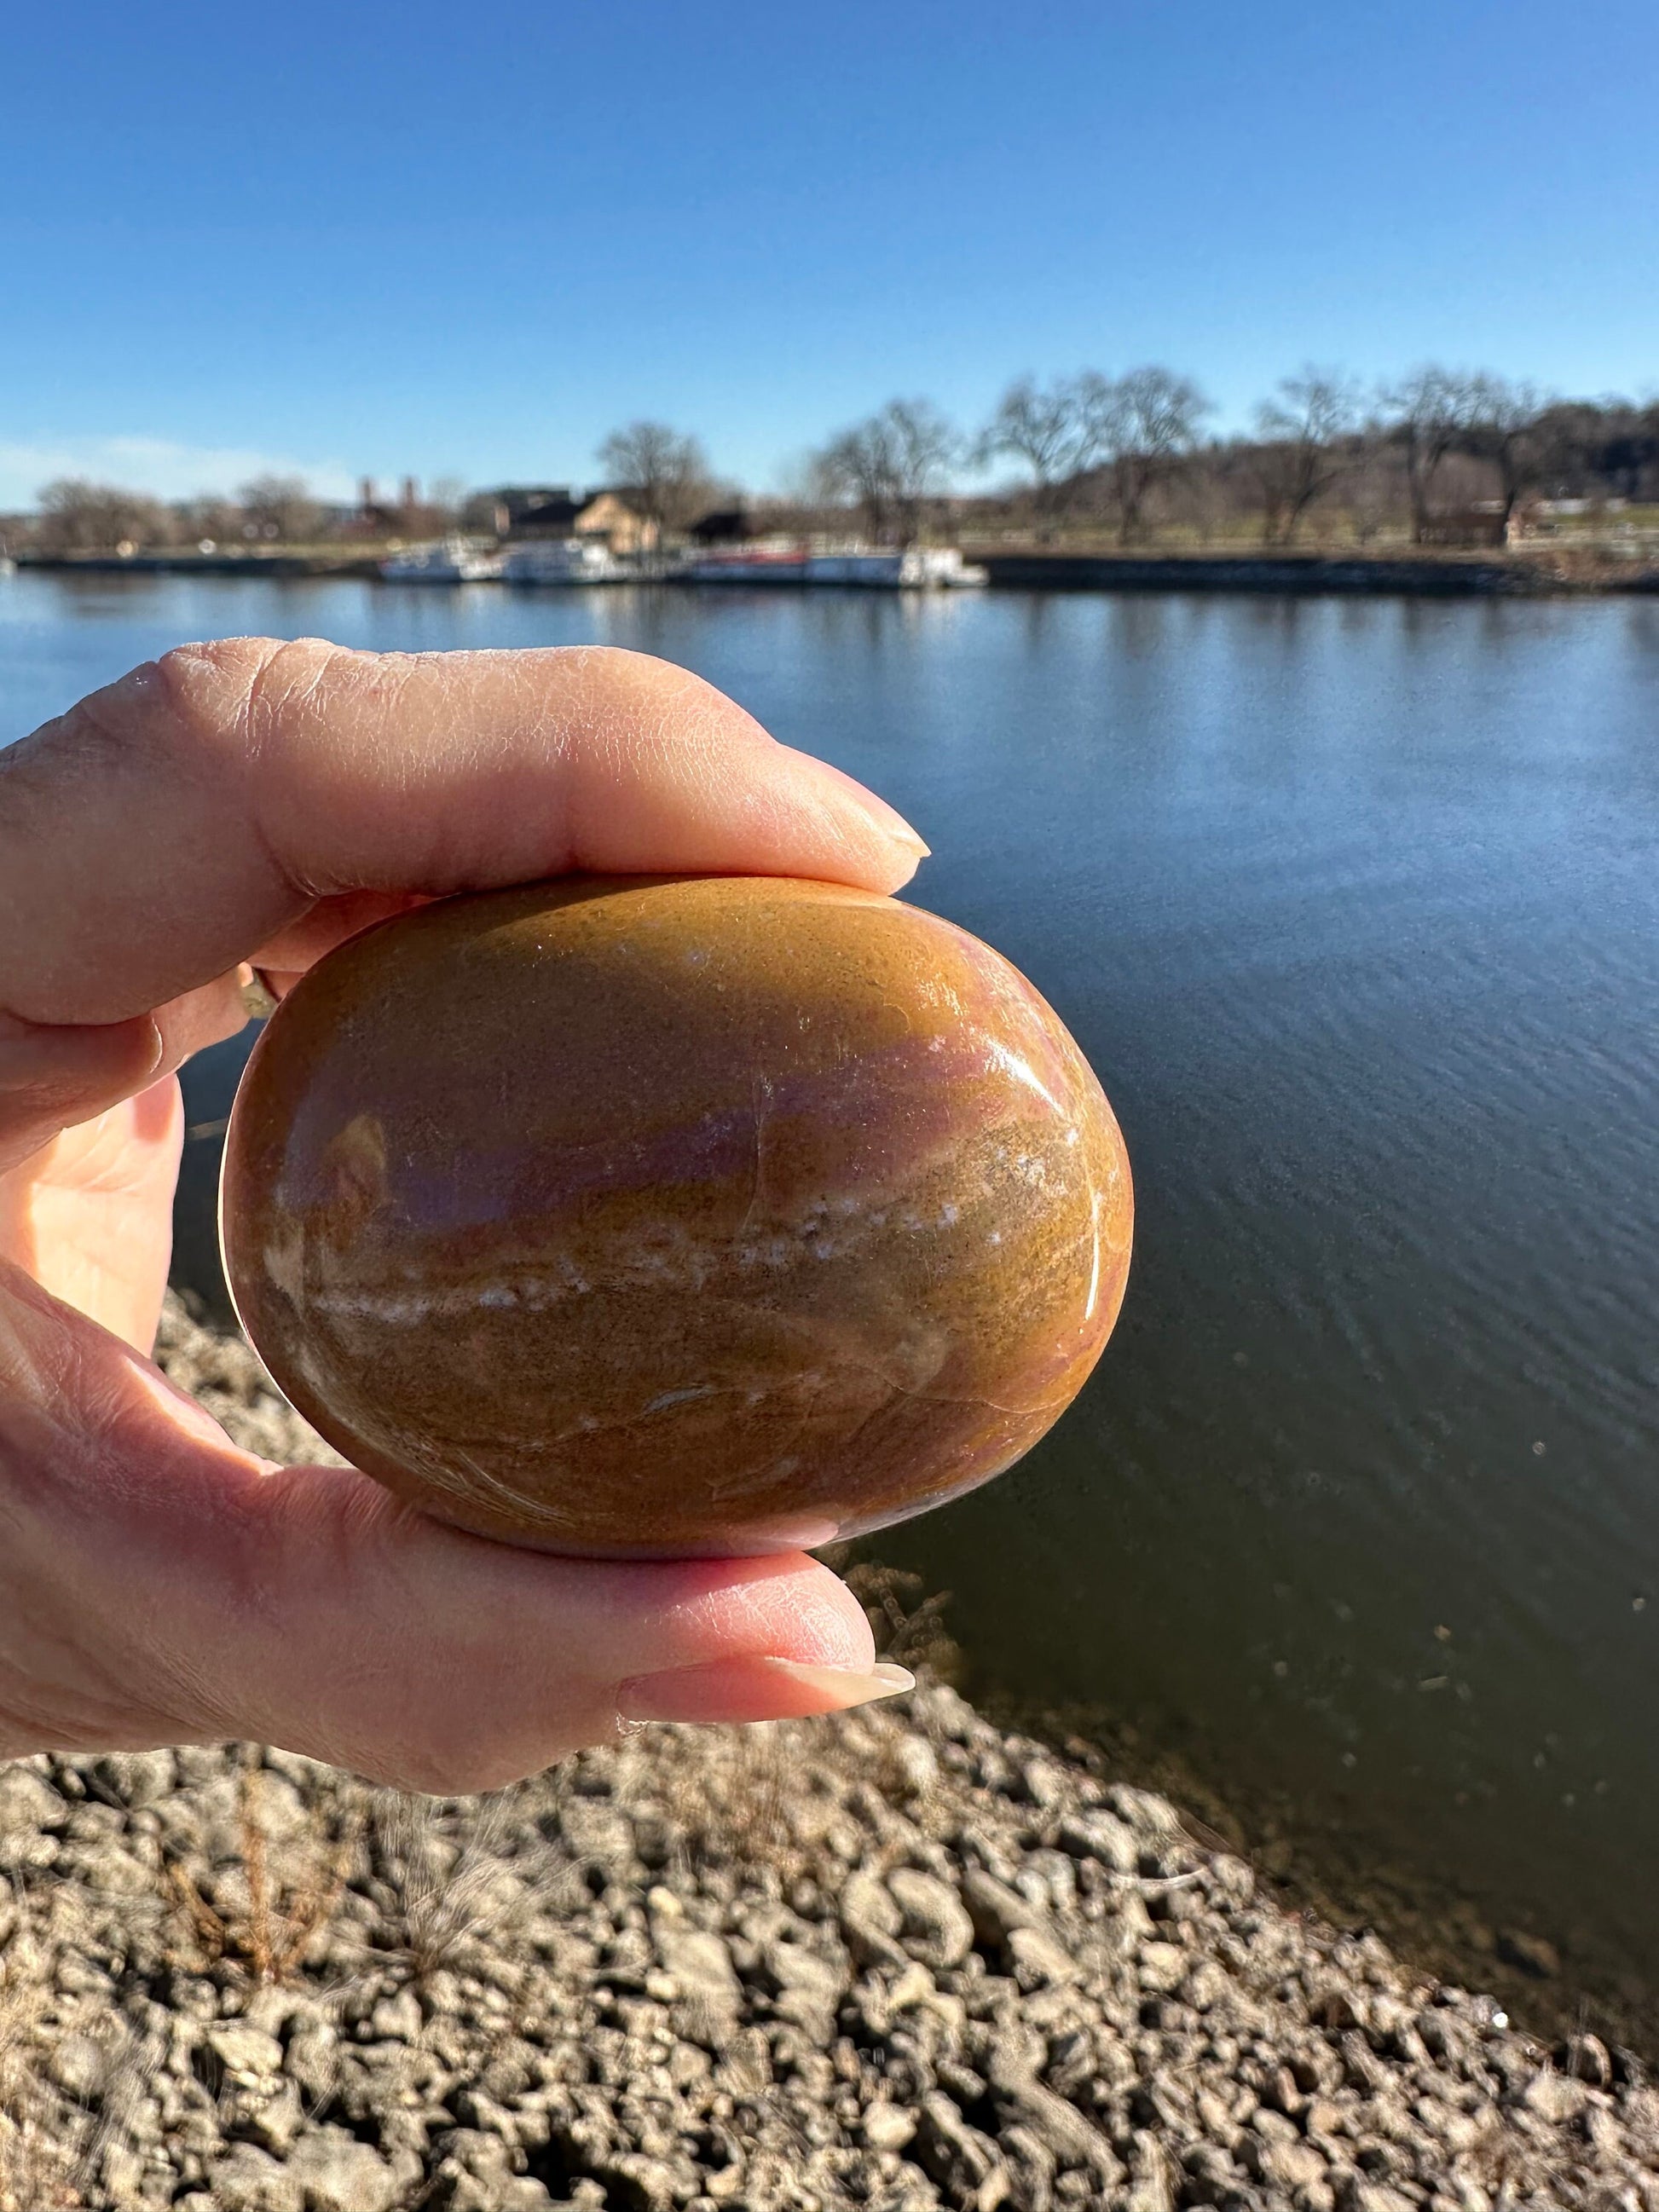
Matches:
[[799, 369, 1659, 547], [15, 474, 462, 557], [8, 370, 1658, 557]]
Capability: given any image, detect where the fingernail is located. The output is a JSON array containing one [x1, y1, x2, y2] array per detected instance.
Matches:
[[875, 812, 931, 862], [137, 1016, 166, 1077], [810, 757, 931, 859], [759, 1658, 916, 1705], [617, 1656, 914, 1726]]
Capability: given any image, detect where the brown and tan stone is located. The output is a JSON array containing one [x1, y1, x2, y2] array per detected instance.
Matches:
[[220, 874, 1131, 1556]]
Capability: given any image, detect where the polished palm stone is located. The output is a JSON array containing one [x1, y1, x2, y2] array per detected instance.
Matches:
[[221, 875, 1132, 1556]]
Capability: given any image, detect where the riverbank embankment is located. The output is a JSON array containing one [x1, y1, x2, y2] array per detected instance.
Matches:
[[13, 551, 387, 580], [966, 549, 1659, 595], [16, 546, 1659, 593], [2, 1295, 1652, 2209]]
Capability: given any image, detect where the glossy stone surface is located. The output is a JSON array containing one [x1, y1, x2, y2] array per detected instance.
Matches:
[[221, 875, 1132, 1556]]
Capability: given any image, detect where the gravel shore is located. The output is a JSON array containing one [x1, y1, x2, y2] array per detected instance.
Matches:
[[0, 1297, 1652, 2211]]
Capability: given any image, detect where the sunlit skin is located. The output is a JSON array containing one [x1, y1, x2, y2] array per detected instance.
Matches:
[[0, 640, 930, 1793]]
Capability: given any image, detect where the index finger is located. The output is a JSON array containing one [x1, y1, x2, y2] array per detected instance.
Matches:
[[0, 638, 928, 1026]]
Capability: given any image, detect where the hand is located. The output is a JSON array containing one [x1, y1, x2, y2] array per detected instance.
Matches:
[[0, 638, 928, 1793]]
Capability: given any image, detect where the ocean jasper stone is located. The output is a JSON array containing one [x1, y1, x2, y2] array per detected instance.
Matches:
[[220, 875, 1132, 1556]]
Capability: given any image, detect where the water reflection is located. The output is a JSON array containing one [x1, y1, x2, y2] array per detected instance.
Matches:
[[5, 568, 1658, 2038]]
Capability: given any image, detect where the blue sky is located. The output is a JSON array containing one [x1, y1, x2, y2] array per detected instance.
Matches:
[[2, 0, 1653, 505]]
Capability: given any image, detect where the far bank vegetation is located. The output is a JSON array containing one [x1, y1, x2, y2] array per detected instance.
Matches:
[[7, 369, 1658, 560]]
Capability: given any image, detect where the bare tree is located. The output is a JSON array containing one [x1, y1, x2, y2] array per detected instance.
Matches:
[[977, 375, 1095, 539], [1336, 430, 1402, 546], [595, 421, 713, 537], [172, 494, 244, 548], [1598, 398, 1659, 500], [1381, 367, 1483, 542], [237, 475, 321, 543], [1460, 374, 1548, 527], [1246, 367, 1362, 544], [35, 480, 169, 553], [812, 421, 895, 541], [882, 399, 958, 544], [812, 399, 960, 546], [1081, 367, 1211, 544]]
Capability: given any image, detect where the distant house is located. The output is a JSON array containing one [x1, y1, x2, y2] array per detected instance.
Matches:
[[494, 487, 586, 539], [688, 506, 754, 546], [486, 483, 656, 554], [574, 490, 657, 556]]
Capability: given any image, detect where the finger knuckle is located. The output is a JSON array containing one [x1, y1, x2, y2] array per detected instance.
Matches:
[[151, 636, 284, 736], [152, 636, 339, 762]]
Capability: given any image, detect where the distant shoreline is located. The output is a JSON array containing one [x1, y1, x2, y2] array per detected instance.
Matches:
[[13, 550, 387, 580], [14, 546, 1659, 596], [968, 547, 1659, 596]]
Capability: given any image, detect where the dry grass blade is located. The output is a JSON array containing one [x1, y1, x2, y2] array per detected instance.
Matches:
[[161, 1857, 227, 1966], [0, 1950, 78, 2211], [368, 1788, 558, 1985], [655, 1721, 812, 1883], [161, 1756, 359, 1988]]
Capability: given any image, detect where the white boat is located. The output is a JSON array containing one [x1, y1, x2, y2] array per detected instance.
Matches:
[[685, 542, 987, 588], [905, 546, 987, 587], [379, 534, 502, 583], [500, 539, 630, 586]]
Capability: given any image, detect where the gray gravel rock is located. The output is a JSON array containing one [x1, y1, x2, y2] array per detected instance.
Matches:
[[0, 1293, 1652, 2212], [205, 2142, 307, 2212], [1058, 1807, 1142, 1874], [283, 2129, 400, 2212], [841, 1868, 908, 1967], [887, 1867, 976, 1971]]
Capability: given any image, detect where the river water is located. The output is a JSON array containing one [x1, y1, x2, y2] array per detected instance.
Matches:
[[4, 569, 1657, 2038]]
